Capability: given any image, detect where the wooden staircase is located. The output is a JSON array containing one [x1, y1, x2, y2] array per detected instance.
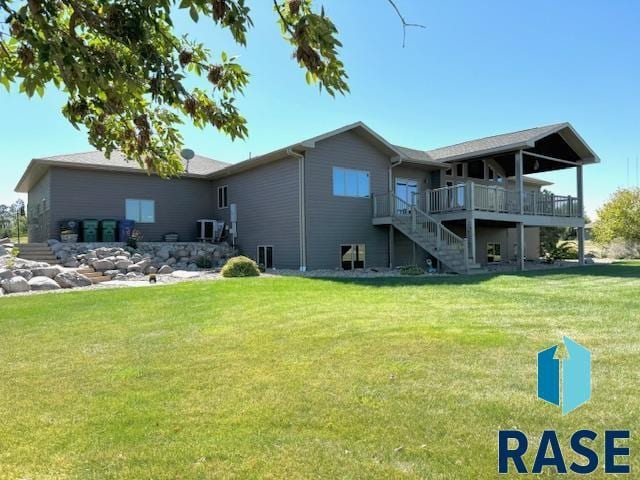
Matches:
[[376, 194, 487, 274], [77, 267, 112, 284], [16, 243, 61, 265]]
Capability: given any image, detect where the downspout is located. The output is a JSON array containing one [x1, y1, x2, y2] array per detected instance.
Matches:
[[288, 148, 307, 272]]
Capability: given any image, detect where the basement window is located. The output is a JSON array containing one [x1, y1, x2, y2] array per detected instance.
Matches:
[[257, 246, 274, 269], [341, 244, 365, 270], [487, 243, 502, 263]]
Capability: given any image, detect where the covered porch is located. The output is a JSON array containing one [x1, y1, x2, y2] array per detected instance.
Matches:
[[376, 122, 600, 271]]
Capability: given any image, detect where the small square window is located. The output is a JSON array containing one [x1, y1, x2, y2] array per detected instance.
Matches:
[[487, 243, 502, 263], [218, 185, 228, 209], [257, 246, 274, 269], [341, 244, 365, 270]]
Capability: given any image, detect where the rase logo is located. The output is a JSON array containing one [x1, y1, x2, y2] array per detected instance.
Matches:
[[498, 337, 631, 475], [537, 336, 590, 415]]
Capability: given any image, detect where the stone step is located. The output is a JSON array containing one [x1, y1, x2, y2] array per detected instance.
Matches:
[[84, 272, 106, 278], [90, 276, 112, 284]]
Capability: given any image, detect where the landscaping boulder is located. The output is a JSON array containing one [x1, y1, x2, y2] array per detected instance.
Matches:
[[63, 258, 80, 268], [115, 259, 133, 269], [126, 271, 144, 280], [0, 246, 6, 256], [156, 247, 171, 260], [47, 239, 60, 247], [31, 266, 63, 279], [1, 276, 30, 293], [54, 271, 92, 288], [158, 265, 173, 274], [104, 269, 121, 278], [0, 268, 14, 280], [146, 266, 157, 275], [92, 259, 116, 272], [13, 269, 33, 280], [165, 257, 177, 266], [29, 276, 61, 291]]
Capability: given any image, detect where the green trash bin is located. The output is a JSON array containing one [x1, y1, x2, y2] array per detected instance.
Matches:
[[100, 219, 118, 242], [81, 219, 99, 243]]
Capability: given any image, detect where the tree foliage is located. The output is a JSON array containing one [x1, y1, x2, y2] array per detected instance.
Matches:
[[592, 188, 640, 244], [0, 0, 350, 175], [0, 199, 27, 239]]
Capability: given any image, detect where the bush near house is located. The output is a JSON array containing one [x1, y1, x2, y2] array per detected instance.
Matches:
[[221, 255, 260, 277], [399, 265, 425, 275]]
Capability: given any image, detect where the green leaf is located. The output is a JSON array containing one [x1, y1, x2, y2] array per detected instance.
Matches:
[[189, 6, 199, 22]]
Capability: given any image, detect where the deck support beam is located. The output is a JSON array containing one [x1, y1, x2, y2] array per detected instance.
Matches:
[[515, 150, 524, 214], [389, 225, 395, 268], [466, 214, 476, 264], [577, 227, 585, 265], [516, 222, 525, 271]]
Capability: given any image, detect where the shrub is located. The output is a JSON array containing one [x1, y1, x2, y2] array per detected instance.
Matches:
[[221, 256, 260, 278], [543, 241, 578, 264], [400, 265, 425, 276], [604, 239, 640, 259], [195, 255, 214, 269], [126, 229, 143, 249]]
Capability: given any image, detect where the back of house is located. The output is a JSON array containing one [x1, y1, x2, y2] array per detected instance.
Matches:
[[16, 121, 599, 273]]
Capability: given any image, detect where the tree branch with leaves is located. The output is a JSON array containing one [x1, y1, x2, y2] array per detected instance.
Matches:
[[0, 0, 421, 175]]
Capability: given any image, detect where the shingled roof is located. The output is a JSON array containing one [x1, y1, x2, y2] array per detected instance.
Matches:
[[34, 150, 229, 176], [425, 123, 568, 162]]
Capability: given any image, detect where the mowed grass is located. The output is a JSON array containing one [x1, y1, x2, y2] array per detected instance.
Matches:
[[0, 263, 639, 479]]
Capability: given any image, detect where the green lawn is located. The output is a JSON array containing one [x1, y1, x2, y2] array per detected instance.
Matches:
[[1, 264, 639, 479]]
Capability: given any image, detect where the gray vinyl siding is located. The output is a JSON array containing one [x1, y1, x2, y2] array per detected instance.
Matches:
[[392, 165, 439, 192], [212, 157, 300, 269], [27, 171, 51, 242], [48, 167, 214, 241], [304, 131, 390, 269]]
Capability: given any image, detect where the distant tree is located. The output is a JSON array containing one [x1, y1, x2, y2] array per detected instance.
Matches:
[[0, 199, 27, 239], [592, 188, 640, 244], [0, 0, 422, 175]]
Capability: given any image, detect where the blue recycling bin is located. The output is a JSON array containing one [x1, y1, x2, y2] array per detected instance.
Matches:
[[118, 220, 135, 242]]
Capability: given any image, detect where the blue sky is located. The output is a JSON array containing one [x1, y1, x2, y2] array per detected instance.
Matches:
[[1, 0, 639, 218]]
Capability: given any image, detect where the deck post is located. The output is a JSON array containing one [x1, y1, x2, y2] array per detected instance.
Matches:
[[466, 215, 476, 263], [389, 225, 395, 268], [389, 192, 394, 217], [515, 150, 524, 214], [577, 163, 584, 218], [577, 226, 585, 265], [516, 222, 525, 271], [467, 181, 475, 211], [373, 195, 377, 218]]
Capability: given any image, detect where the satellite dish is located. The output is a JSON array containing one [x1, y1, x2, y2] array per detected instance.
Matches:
[[180, 148, 195, 160]]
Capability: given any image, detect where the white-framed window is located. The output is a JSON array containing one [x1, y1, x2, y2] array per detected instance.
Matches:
[[340, 244, 365, 270], [217, 185, 228, 209], [257, 245, 274, 269], [333, 167, 370, 198], [125, 199, 155, 223], [487, 243, 502, 263]]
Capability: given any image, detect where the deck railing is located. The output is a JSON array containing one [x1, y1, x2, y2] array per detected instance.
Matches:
[[372, 192, 468, 260], [412, 183, 582, 218]]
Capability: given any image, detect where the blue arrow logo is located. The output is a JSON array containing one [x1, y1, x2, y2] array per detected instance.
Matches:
[[537, 336, 591, 415]]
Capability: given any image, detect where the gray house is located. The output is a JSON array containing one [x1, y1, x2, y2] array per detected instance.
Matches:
[[15, 122, 599, 273]]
